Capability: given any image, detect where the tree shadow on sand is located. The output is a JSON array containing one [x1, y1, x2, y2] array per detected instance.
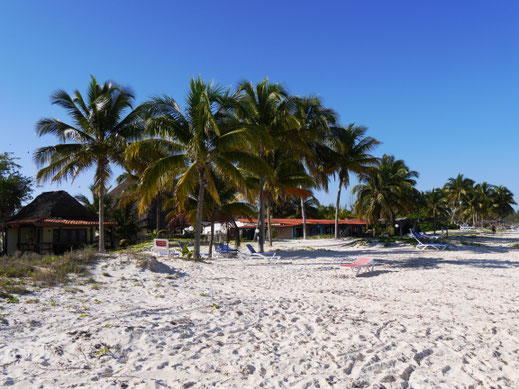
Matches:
[[377, 256, 519, 270], [268, 246, 519, 270]]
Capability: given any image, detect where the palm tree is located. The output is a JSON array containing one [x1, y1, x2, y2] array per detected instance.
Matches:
[[422, 188, 449, 233], [491, 185, 516, 219], [233, 78, 298, 252], [75, 184, 114, 219], [444, 174, 475, 224], [34, 76, 144, 251], [169, 173, 256, 255], [292, 96, 337, 239], [328, 125, 380, 238], [353, 154, 419, 234], [129, 77, 260, 258], [263, 151, 314, 245]]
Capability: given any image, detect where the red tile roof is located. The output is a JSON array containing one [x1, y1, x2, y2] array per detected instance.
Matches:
[[4, 218, 116, 227], [237, 218, 366, 228]]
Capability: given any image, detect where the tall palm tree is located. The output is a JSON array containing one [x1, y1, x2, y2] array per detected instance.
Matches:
[[292, 96, 337, 239], [129, 77, 261, 258], [233, 78, 298, 252], [353, 154, 419, 234], [444, 174, 475, 224], [34, 76, 144, 251], [328, 125, 380, 238]]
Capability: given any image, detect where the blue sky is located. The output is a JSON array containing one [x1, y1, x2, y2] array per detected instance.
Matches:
[[1, 0, 518, 209]]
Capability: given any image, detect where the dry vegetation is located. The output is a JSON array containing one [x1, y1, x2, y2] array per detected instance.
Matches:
[[0, 248, 98, 299]]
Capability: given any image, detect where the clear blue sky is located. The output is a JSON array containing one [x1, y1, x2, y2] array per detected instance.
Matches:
[[1, 0, 518, 209]]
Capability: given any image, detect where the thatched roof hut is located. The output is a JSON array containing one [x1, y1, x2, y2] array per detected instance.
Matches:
[[2, 191, 115, 255], [8, 190, 97, 224]]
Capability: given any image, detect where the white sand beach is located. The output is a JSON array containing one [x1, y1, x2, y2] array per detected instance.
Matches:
[[1, 232, 519, 388]]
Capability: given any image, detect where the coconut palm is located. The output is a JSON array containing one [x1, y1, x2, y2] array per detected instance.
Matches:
[[128, 77, 261, 258], [169, 173, 256, 255], [292, 96, 337, 238], [444, 174, 475, 224], [328, 125, 380, 238], [263, 152, 314, 245], [75, 184, 114, 219], [422, 188, 449, 233], [34, 76, 144, 251], [233, 78, 299, 252], [353, 154, 419, 234], [491, 185, 516, 219]]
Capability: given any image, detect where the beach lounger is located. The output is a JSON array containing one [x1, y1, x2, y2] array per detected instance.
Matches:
[[151, 239, 179, 257], [213, 243, 238, 258], [340, 256, 375, 276], [410, 230, 447, 251], [417, 230, 441, 240], [240, 244, 280, 264]]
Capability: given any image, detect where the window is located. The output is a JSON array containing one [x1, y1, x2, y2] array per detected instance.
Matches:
[[53, 229, 88, 242]]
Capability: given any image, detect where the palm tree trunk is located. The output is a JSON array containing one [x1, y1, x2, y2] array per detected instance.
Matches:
[[267, 197, 272, 246], [98, 180, 105, 252], [301, 197, 307, 239], [209, 220, 214, 256], [232, 219, 241, 248], [155, 194, 161, 231], [258, 175, 265, 252], [335, 181, 342, 239], [194, 169, 206, 259]]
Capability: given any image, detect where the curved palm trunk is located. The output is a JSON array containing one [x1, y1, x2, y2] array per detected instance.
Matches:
[[267, 197, 272, 246], [335, 181, 342, 239], [301, 197, 307, 239], [98, 180, 105, 252], [258, 175, 265, 252], [194, 169, 206, 259]]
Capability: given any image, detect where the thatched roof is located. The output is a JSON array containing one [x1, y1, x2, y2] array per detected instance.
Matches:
[[9, 191, 97, 222]]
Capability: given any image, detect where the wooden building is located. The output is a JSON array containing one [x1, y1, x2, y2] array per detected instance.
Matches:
[[1, 191, 116, 255]]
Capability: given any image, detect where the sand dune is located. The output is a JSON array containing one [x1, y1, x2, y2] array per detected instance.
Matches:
[[1, 232, 519, 388]]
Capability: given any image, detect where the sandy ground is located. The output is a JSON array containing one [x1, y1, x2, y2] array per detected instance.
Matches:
[[1, 232, 519, 388]]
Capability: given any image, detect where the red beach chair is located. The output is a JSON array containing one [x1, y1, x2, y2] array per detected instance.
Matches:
[[340, 256, 375, 276]]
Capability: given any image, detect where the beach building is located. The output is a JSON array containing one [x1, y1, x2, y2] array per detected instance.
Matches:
[[236, 218, 367, 239], [1, 191, 116, 255]]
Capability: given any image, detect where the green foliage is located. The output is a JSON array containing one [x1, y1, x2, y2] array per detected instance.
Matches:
[[147, 229, 167, 239], [34, 76, 144, 251], [181, 244, 193, 259], [353, 154, 419, 227], [443, 174, 516, 225], [0, 152, 33, 223]]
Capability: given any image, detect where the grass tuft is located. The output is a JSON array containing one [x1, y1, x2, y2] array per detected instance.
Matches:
[[0, 248, 99, 296]]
